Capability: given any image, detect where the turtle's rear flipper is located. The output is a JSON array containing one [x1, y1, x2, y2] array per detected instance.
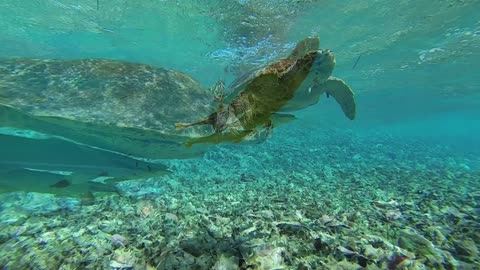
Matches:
[[322, 77, 356, 120], [210, 80, 226, 104], [249, 121, 274, 143], [185, 129, 255, 148], [175, 116, 214, 131]]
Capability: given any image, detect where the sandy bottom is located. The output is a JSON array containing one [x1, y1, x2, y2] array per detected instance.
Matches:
[[0, 129, 479, 269]]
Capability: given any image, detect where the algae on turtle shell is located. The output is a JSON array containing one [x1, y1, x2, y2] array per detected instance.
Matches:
[[177, 36, 356, 147]]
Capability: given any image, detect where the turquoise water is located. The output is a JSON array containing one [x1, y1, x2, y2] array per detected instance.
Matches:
[[1, 1, 479, 269]]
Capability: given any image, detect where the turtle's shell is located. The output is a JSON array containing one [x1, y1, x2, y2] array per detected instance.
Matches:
[[224, 36, 321, 105], [0, 58, 215, 159], [225, 49, 336, 132]]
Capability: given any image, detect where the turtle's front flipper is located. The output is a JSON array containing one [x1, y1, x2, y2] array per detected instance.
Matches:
[[321, 77, 356, 120], [250, 120, 274, 143]]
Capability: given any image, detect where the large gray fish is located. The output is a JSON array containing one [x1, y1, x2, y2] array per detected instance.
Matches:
[[0, 132, 170, 197]]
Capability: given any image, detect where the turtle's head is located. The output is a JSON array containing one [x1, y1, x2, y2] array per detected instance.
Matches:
[[309, 49, 336, 84], [284, 49, 335, 93]]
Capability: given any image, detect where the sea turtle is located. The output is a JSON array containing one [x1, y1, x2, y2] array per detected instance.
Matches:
[[176, 36, 356, 147], [0, 58, 217, 159]]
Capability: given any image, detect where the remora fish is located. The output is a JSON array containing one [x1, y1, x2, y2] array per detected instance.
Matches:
[[0, 133, 170, 197]]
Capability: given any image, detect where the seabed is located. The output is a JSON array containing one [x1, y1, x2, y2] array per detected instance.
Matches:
[[0, 128, 479, 269]]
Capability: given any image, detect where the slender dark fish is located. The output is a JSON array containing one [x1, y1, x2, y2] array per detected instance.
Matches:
[[352, 54, 362, 69]]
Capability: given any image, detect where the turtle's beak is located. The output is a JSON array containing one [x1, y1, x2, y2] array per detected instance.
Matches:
[[313, 50, 335, 69], [315, 50, 327, 63], [308, 49, 336, 82]]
